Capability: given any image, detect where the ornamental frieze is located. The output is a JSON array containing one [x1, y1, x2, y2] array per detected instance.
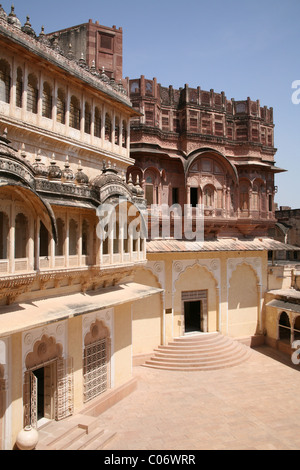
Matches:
[[99, 183, 132, 202], [0, 157, 35, 188]]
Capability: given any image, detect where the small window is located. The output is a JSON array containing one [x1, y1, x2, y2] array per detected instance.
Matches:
[[69, 219, 78, 256], [0, 211, 9, 259], [100, 34, 113, 50], [172, 187, 179, 205], [105, 113, 112, 142], [55, 218, 65, 256], [84, 102, 91, 134], [145, 184, 154, 206], [40, 222, 49, 257], [42, 82, 52, 119], [190, 188, 198, 208], [57, 89, 66, 124], [204, 187, 214, 208], [27, 73, 38, 114], [70, 96, 81, 130], [115, 116, 120, 145], [0, 59, 10, 104], [239, 184, 250, 211], [122, 120, 127, 148], [15, 213, 28, 258], [94, 107, 101, 138], [16, 67, 23, 108], [268, 194, 273, 212], [82, 220, 89, 256]]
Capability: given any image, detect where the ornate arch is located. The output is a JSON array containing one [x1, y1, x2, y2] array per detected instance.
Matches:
[[84, 319, 110, 346], [227, 257, 262, 288], [185, 148, 238, 183], [25, 334, 63, 370], [144, 261, 165, 290], [173, 258, 220, 293]]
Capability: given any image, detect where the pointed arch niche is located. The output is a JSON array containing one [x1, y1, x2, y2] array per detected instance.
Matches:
[[227, 257, 262, 338], [172, 259, 220, 338], [22, 322, 69, 428]]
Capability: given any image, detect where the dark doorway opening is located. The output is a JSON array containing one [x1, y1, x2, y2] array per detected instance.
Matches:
[[184, 300, 201, 332], [190, 188, 198, 208], [33, 367, 44, 421]]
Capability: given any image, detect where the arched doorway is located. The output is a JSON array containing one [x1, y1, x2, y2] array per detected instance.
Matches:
[[24, 335, 73, 428], [278, 312, 291, 343], [182, 290, 208, 333]]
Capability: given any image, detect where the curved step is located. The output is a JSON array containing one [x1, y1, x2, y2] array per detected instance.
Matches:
[[142, 333, 252, 371], [152, 345, 246, 363], [144, 349, 252, 371]]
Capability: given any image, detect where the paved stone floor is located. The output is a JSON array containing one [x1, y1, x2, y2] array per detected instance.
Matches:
[[97, 346, 300, 450]]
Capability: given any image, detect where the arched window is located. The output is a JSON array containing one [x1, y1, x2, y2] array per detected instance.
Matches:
[[15, 213, 28, 258], [0, 59, 10, 104], [42, 82, 52, 119], [268, 194, 273, 212], [203, 186, 214, 208], [56, 88, 66, 124], [16, 67, 23, 108], [39, 221, 49, 257], [105, 113, 112, 141], [0, 212, 9, 259], [279, 311, 291, 343], [94, 106, 101, 138], [82, 220, 89, 256], [27, 73, 38, 114], [69, 95, 81, 130], [69, 219, 78, 256], [252, 184, 259, 211], [55, 218, 65, 256], [115, 116, 120, 145], [84, 102, 91, 134], [122, 120, 127, 148], [239, 183, 250, 212], [113, 221, 120, 254], [102, 224, 109, 255], [294, 316, 300, 342], [145, 175, 154, 206]]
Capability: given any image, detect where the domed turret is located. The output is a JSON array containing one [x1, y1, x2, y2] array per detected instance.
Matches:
[[91, 161, 122, 188], [22, 16, 36, 38], [48, 154, 62, 180], [62, 156, 75, 184], [75, 161, 89, 185], [32, 152, 49, 179], [7, 5, 21, 29]]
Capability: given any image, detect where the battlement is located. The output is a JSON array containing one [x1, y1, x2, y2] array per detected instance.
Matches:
[[128, 76, 273, 123], [128, 76, 274, 148]]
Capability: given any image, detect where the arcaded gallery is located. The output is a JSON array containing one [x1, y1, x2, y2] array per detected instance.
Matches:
[[0, 5, 299, 450]]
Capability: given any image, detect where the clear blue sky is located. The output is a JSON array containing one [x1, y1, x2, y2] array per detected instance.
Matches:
[[2, 0, 300, 208]]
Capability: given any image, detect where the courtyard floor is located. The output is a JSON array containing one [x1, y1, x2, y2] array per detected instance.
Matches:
[[97, 345, 300, 451]]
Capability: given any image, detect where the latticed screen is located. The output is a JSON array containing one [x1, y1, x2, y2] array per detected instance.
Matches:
[[83, 338, 108, 403]]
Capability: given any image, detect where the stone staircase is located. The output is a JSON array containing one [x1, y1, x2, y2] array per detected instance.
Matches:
[[143, 332, 252, 371], [35, 414, 116, 451]]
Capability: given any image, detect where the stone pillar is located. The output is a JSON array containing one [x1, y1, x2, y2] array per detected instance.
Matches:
[[8, 203, 15, 274]]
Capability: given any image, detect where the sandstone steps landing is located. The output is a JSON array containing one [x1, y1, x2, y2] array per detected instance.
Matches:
[[35, 414, 116, 451], [143, 332, 252, 371]]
